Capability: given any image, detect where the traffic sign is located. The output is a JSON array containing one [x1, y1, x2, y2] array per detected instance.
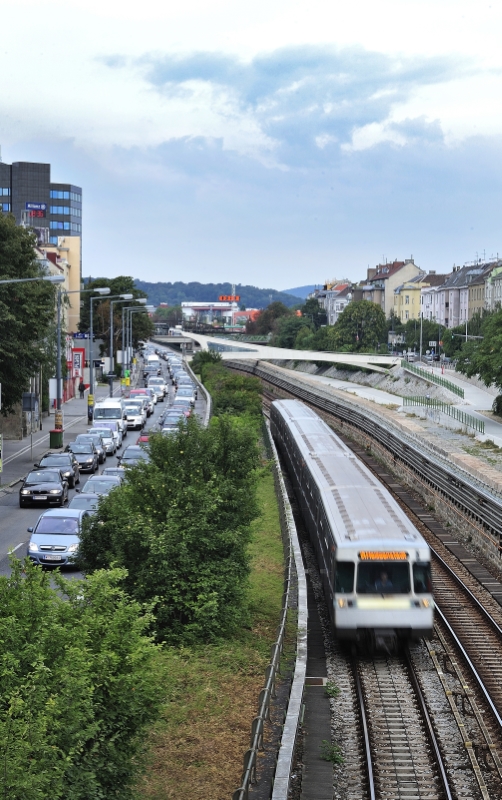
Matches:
[[428, 341, 437, 347], [73, 333, 90, 339], [87, 394, 94, 407]]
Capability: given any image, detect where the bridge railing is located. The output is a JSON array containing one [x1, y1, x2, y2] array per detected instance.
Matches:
[[401, 360, 465, 398], [403, 396, 484, 434]]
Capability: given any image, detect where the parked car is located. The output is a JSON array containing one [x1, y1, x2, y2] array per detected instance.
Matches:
[[68, 493, 101, 514], [26, 508, 90, 566], [65, 441, 99, 473], [36, 452, 80, 488], [20, 469, 68, 508], [78, 475, 122, 496]]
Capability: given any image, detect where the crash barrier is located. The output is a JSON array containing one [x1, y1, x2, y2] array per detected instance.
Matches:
[[183, 360, 212, 426], [232, 422, 307, 800], [401, 360, 465, 398], [403, 396, 485, 434]]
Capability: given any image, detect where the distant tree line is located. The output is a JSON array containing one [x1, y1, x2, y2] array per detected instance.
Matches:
[[131, 279, 300, 309]]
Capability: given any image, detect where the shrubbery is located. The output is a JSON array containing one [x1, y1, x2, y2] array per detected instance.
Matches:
[[0, 559, 162, 800], [198, 362, 263, 419], [79, 415, 261, 643]]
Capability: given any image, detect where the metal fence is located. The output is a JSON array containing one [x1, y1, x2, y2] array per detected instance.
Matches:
[[403, 396, 485, 434], [401, 360, 465, 398], [232, 423, 308, 800]]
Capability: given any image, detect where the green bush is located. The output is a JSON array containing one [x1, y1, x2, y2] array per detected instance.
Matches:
[[201, 363, 262, 419], [79, 416, 261, 644], [190, 349, 222, 373], [0, 558, 162, 800]]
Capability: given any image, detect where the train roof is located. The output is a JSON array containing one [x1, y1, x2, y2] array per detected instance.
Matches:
[[272, 399, 429, 554]]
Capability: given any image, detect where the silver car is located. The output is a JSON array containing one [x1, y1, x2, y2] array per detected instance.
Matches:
[[87, 427, 117, 455]]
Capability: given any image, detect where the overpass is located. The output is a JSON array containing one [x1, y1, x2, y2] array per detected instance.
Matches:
[[155, 332, 400, 373]]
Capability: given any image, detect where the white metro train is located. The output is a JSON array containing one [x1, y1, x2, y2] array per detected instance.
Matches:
[[270, 399, 433, 650]]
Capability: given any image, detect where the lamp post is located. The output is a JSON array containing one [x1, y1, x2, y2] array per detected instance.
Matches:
[[0, 274, 65, 286], [127, 306, 152, 373], [88, 288, 112, 400], [109, 295, 133, 396], [122, 300, 147, 377], [57, 286, 111, 413]]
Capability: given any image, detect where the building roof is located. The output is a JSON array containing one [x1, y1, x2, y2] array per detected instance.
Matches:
[[368, 259, 415, 283]]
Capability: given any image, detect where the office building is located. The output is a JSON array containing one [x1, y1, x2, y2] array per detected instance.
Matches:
[[0, 159, 82, 247]]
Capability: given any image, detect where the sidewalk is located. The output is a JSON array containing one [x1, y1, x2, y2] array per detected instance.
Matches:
[[0, 383, 121, 492]]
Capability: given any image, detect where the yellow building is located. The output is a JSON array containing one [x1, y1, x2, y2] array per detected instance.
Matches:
[[35, 236, 81, 333], [393, 277, 424, 322]]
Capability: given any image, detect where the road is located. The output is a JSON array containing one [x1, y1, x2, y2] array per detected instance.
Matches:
[[0, 358, 205, 579]]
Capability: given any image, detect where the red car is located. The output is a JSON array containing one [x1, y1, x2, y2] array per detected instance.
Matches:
[[136, 433, 150, 444]]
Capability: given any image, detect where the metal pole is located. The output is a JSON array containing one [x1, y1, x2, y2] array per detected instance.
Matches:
[[90, 296, 94, 396], [56, 289, 62, 411], [122, 306, 126, 378], [419, 312, 423, 362], [109, 300, 114, 397]]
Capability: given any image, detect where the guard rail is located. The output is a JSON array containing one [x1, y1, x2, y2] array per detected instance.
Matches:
[[401, 360, 465, 398], [226, 360, 502, 557], [403, 396, 485, 434]]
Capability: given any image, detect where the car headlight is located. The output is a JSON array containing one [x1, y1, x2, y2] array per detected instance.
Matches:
[[49, 489, 62, 494], [21, 489, 31, 495], [64, 471, 71, 477], [337, 598, 348, 608], [28, 542, 38, 552], [67, 543, 79, 553], [86, 457, 94, 463]]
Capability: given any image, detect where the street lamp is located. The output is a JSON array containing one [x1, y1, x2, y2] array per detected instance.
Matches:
[[109, 294, 133, 396], [56, 286, 111, 413], [88, 288, 112, 398], [122, 300, 147, 376], [127, 306, 152, 372], [0, 274, 65, 286]]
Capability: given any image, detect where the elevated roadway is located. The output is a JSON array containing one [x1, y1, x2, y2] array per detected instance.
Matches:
[[154, 332, 399, 373]]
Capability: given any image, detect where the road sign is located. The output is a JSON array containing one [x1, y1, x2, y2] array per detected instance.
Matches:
[[54, 410, 63, 431], [73, 333, 90, 339], [428, 341, 437, 347], [87, 394, 94, 407]]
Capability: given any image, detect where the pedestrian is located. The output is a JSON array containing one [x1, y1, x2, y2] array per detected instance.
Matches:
[[78, 380, 85, 399]]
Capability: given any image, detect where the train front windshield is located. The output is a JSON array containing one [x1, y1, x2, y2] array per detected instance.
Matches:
[[357, 562, 410, 594]]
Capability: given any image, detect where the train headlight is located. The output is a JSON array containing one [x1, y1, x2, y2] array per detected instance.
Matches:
[[420, 599, 432, 608], [337, 598, 348, 608]]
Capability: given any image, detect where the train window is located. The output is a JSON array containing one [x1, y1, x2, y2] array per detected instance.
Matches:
[[334, 562, 354, 593], [413, 563, 432, 594], [356, 563, 411, 594]]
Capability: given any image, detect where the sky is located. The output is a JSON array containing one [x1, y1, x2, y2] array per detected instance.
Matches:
[[1, 0, 502, 290]]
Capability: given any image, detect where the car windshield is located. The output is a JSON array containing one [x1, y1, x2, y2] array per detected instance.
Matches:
[[102, 469, 124, 477], [40, 456, 70, 466], [177, 389, 192, 395], [148, 379, 163, 385], [69, 444, 93, 454], [84, 481, 118, 493], [77, 436, 101, 446], [26, 471, 59, 483], [35, 517, 79, 534], [123, 449, 148, 460], [125, 406, 141, 414], [69, 497, 99, 509], [94, 407, 121, 419], [89, 429, 112, 438]]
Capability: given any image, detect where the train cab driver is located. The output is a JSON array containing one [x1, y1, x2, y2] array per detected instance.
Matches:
[[375, 571, 393, 593]]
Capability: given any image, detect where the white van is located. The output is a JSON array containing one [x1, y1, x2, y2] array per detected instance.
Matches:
[[93, 399, 127, 438]]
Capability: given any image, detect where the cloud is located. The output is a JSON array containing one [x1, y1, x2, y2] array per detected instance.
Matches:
[[102, 45, 469, 164]]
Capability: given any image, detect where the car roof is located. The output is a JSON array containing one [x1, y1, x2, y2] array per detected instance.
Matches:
[[87, 475, 121, 482]]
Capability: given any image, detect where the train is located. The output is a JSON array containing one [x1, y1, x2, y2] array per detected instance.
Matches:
[[270, 399, 434, 651]]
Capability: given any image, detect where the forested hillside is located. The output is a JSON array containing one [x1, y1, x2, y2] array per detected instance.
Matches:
[[132, 280, 300, 309]]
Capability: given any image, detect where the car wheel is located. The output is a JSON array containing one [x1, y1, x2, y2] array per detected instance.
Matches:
[[19, 500, 25, 508]]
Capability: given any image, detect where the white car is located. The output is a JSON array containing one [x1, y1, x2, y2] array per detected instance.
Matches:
[[124, 402, 146, 430]]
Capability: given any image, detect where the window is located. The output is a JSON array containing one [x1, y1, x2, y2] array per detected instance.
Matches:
[[50, 190, 71, 200], [71, 222, 81, 233], [405, 295, 409, 304], [405, 311, 409, 320], [50, 206, 70, 215], [50, 220, 71, 230], [50, 236, 58, 244], [1, 203, 11, 212], [334, 561, 354, 593], [356, 562, 411, 594], [0, 187, 10, 196], [413, 563, 432, 594]]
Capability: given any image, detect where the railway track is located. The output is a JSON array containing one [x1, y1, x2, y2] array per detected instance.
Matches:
[[262, 387, 502, 798], [354, 650, 452, 800]]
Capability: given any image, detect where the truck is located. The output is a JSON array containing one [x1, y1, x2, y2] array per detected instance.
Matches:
[[92, 399, 128, 438]]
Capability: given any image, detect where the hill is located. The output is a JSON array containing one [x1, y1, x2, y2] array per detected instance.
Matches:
[[132, 280, 301, 309], [282, 284, 318, 299]]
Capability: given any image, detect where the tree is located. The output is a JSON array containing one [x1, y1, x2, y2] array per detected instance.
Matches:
[[300, 297, 327, 329], [246, 301, 292, 335], [78, 417, 261, 644], [0, 214, 58, 415], [270, 315, 311, 348], [152, 305, 182, 328], [0, 558, 162, 799], [329, 300, 386, 352], [455, 308, 502, 389], [79, 277, 153, 354]]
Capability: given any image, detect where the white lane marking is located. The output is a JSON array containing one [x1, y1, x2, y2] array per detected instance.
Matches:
[[3, 415, 84, 466], [10, 543, 25, 552]]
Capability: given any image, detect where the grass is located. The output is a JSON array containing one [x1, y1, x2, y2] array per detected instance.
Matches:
[[136, 461, 286, 800]]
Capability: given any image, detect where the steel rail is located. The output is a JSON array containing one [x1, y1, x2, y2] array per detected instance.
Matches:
[[404, 648, 454, 800], [352, 661, 376, 800]]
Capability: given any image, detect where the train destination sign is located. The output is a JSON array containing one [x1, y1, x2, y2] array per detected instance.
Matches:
[[359, 551, 408, 561], [218, 295, 240, 302]]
